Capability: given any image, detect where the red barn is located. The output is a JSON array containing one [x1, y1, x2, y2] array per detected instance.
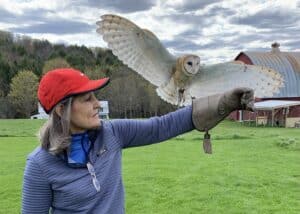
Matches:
[[230, 43, 300, 127]]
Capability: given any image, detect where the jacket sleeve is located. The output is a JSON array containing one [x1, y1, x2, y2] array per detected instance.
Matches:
[[22, 156, 52, 214], [110, 105, 195, 148]]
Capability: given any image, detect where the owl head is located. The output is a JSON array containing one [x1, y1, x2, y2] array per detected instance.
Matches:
[[178, 55, 201, 76]]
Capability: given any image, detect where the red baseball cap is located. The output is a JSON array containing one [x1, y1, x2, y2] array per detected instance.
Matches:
[[38, 68, 110, 113]]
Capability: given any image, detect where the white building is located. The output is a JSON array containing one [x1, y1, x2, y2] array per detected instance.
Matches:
[[99, 101, 109, 119], [30, 103, 49, 119], [31, 101, 109, 119]]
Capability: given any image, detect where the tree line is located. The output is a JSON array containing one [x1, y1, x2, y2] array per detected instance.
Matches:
[[0, 30, 176, 119]]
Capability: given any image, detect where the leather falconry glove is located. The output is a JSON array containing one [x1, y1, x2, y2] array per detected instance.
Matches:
[[192, 87, 254, 154]]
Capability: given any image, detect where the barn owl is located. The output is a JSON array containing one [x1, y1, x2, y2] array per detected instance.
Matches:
[[96, 14, 283, 106]]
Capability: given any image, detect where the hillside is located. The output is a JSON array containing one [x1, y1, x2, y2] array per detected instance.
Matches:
[[0, 30, 176, 118]]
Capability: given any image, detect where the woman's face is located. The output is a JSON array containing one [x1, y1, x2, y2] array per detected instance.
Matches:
[[70, 92, 101, 133]]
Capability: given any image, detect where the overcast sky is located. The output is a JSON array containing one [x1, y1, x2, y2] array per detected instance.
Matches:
[[0, 0, 299, 64]]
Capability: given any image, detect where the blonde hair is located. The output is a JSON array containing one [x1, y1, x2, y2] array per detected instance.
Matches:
[[39, 97, 73, 155]]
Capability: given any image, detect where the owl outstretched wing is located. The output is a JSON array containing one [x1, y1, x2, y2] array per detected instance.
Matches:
[[188, 62, 284, 99], [97, 14, 176, 87]]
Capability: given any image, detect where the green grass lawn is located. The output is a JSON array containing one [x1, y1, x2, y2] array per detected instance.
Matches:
[[0, 119, 299, 213]]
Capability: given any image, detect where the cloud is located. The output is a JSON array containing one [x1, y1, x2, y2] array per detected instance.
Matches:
[[159, 13, 208, 27], [284, 40, 300, 51], [9, 19, 93, 34], [0, 7, 94, 35], [155, 4, 236, 39], [205, 5, 235, 17], [0, 8, 54, 25], [0, 0, 299, 63], [163, 0, 220, 12], [0, 8, 17, 22], [231, 8, 300, 29], [175, 29, 203, 41], [85, 0, 156, 13], [163, 39, 202, 53]]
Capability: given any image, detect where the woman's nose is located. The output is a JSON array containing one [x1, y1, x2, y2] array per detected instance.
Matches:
[[95, 101, 100, 109], [92, 95, 100, 109]]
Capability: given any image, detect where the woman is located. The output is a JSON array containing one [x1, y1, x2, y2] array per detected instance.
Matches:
[[22, 68, 254, 213]]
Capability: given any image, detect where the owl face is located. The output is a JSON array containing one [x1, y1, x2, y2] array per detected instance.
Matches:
[[182, 55, 200, 76]]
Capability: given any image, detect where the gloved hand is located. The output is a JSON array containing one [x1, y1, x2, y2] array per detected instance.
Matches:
[[192, 87, 254, 131]]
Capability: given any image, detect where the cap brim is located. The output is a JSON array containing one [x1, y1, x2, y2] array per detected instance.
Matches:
[[73, 77, 110, 95]]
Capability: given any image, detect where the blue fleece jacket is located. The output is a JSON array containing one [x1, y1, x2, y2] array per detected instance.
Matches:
[[21, 106, 194, 213]]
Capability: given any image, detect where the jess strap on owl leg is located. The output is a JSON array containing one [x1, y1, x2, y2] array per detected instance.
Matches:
[[192, 87, 254, 153]]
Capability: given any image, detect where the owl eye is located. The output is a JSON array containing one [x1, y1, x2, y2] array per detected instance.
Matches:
[[187, 61, 193, 66]]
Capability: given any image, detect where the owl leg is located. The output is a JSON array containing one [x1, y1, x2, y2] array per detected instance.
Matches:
[[178, 88, 185, 106], [178, 88, 193, 106]]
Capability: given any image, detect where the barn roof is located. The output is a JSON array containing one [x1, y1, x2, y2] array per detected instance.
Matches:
[[235, 43, 300, 98], [254, 100, 300, 111]]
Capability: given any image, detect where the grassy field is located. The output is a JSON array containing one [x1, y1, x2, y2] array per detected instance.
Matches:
[[0, 119, 299, 213]]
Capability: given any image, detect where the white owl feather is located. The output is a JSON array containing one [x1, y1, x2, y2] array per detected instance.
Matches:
[[97, 14, 284, 106]]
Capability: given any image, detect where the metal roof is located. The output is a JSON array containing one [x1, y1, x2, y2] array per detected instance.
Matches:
[[254, 100, 300, 110], [237, 47, 300, 98]]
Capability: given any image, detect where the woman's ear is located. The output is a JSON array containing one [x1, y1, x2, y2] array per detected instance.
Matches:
[[55, 104, 64, 117]]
